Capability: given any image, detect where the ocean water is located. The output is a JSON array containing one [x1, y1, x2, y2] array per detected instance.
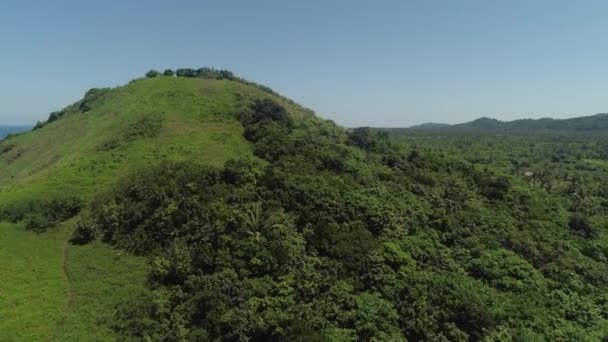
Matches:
[[0, 126, 31, 140]]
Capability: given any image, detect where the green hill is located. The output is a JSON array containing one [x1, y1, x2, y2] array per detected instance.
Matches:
[[386, 113, 608, 135], [0, 75, 306, 205], [0, 72, 332, 340], [1, 71, 607, 340]]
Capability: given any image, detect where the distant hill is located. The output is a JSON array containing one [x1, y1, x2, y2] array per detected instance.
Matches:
[[0, 126, 31, 140], [404, 122, 451, 130], [384, 113, 608, 135]]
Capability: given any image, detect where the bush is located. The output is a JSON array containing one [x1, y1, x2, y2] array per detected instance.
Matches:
[[0, 196, 82, 232], [70, 221, 98, 245], [568, 214, 596, 238], [222, 159, 263, 188], [80, 88, 110, 112], [48, 196, 82, 221], [175, 68, 196, 77], [473, 172, 510, 201], [347, 127, 375, 151], [24, 212, 54, 232], [145, 69, 160, 78], [48, 110, 65, 123]]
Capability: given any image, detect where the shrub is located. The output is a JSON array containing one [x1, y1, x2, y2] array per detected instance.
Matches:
[[568, 214, 596, 238], [24, 212, 54, 232], [175, 68, 196, 77], [0, 196, 83, 232], [48, 196, 82, 221], [80, 88, 110, 112], [70, 221, 98, 245], [347, 127, 375, 151], [222, 159, 263, 188], [124, 115, 162, 141], [145, 69, 160, 78]]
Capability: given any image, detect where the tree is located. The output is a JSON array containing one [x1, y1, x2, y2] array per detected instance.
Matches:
[[145, 69, 160, 78], [568, 214, 596, 238], [162, 69, 174, 76], [175, 68, 196, 77], [347, 127, 375, 151]]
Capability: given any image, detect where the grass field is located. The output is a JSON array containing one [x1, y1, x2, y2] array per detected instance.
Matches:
[[0, 222, 67, 340], [0, 221, 148, 341]]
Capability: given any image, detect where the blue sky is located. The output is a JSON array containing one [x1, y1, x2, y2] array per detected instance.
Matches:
[[1, 0, 607, 127]]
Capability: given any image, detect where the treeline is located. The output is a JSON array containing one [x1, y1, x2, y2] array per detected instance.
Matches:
[[145, 66, 277, 95], [74, 98, 608, 340], [145, 67, 235, 80], [0, 196, 81, 231]]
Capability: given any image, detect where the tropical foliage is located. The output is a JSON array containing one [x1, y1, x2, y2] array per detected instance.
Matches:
[[73, 98, 608, 340]]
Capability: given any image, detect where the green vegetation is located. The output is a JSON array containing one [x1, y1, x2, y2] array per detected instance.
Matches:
[[394, 113, 608, 135], [1, 69, 607, 340], [82, 97, 608, 340], [0, 221, 67, 340], [0, 221, 148, 340], [0, 69, 323, 340]]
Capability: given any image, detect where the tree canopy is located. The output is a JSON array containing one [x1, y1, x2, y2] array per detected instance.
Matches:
[[66, 98, 608, 340]]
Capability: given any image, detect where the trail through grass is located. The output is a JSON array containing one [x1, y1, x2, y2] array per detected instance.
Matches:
[[0, 222, 148, 341]]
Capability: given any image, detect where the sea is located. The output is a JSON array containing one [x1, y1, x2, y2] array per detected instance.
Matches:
[[0, 126, 31, 140]]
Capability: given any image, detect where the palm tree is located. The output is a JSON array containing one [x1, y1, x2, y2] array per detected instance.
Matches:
[[240, 203, 287, 243]]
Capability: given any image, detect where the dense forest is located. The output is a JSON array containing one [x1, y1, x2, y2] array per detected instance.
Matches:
[[84, 99, 607, 339], [2, 70, 607, 340]]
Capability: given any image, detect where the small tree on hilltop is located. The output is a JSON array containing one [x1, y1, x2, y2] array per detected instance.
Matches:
[[146, 69, 160, 78], [176, 68, 196, 77], [163, 69, 174, 76]]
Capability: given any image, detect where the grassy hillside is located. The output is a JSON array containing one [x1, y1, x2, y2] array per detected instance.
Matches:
[[0, 74, 327, 340], [1, 77, 252, 205], [0, 221, 148, 341]]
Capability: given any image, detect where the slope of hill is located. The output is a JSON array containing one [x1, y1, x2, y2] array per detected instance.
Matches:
[[1, 77, 248, 206], [0, 71, 330, 340], [1, 71, 607, 340], [386, 113, 608, 135]]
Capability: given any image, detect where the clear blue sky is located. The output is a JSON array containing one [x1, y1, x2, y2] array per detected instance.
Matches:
[[1, 0, 607, 127]]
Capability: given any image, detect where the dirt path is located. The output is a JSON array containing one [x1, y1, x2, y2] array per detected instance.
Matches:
[[61, 228, 74, 310], [48, 222, 77, 340]]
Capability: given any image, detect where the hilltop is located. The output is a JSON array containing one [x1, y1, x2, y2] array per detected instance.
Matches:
[[1, 70, 607, 340], [386, 113, 608, 135], [0, 70, 327, 207]]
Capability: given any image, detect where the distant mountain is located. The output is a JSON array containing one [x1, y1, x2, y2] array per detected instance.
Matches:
[[0, 126, 31, 140], [384, 113, 608, 135], [405, 122, 451, 130]]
